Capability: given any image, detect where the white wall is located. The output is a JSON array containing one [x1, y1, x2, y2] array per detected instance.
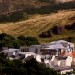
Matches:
[[66, 56, 72, 67], [44, 59, 50, 64], [61, 69, 73, 74], [35, 55, 41, 62], [29, 45, 41, 54]]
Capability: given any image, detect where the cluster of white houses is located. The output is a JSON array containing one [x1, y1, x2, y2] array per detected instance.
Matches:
[[1, 40, 75, 74]]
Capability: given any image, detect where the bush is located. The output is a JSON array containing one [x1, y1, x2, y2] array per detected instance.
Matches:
[[0, 11, 24, 23], [0, 33, 39, 48]]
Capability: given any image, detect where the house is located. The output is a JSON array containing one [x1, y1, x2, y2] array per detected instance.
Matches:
[[18, 52, 42, 62], [50, 55, 72, 67], [2, 48, 20, 57], [29, 45, 41, 54], [2, 48, 20, 60], [50, 55, 68, 67], [40, 43, 64, 56], [40, 40, 74, 56], [36, 54, 41, 62], [67, 52, 75, 66], [18, 52, 36, 58], [53, 66, 73, 74], [1, 40, 74, 74], [50, 55, 58, 66], [40, 55, 73, 74], [49, 55, 73, 74], [1, 47, 9, 50], [20, 46, 29, 52], [66, 56, 72, 67], [28, 40, 74, 56]]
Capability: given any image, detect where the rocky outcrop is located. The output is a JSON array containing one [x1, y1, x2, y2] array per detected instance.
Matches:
[[39, 25, 65, 38], [39, 23, 75, 38]]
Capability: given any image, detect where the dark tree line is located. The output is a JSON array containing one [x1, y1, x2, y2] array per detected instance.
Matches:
[[0, 11, 25, 23], [0, 1, 75, 23], [24, 1, 75, 14], [0, 33, 39, 49], [0, 53, 60, 75]]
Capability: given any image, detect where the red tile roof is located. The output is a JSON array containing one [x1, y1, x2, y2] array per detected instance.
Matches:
[[68, 52, 75, 58], [61, 51, 65, 56]]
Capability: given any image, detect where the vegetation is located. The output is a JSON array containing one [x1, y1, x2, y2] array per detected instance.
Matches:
[[0, 1, 75, 22], [0, 11, 27, 23], [0, 10, 75, 43], [39, 23, 75, 38], [37, 0, 50, 2], [0, 53, 60, 75], [0, 1, 75, 44], [25, 1, 75, 14], [17, 35, 39, 46], [0, 33, 39, 49]]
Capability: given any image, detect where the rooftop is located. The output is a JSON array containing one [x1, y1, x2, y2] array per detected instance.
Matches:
[[18, 52, 36, 55], [2, 48, 19, 53], [67, 52, 75, 58], [52, 65, 73, 71]]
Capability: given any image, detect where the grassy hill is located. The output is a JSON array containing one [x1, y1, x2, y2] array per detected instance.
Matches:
[[0, 10, 75, 43]]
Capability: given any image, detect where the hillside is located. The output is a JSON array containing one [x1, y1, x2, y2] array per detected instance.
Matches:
[[0, 0, 75, 15], [0, 10, 75, 43]]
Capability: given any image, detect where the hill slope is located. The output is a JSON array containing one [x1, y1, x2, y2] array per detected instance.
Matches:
[[0, 10, 75, 43], [0, 0, 75, 15]]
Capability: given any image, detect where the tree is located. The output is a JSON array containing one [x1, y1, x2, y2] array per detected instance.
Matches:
[[0, 53, 60, 75]]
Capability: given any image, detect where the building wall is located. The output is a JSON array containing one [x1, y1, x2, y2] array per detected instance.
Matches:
[[72, 58, 75, 65], [60, 69, 73, 74], [66, 56, 72, 67], [40, 49, 57, 55], [29, 46, 41, 54], [60, 60, 66, 67], [20, 46, 29, 52]]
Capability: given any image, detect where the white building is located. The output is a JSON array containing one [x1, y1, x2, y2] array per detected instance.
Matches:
[[49, 55, 73, 74], [40, 40, 74, 56], [18, 52, 36, 58], [29, 45, 41, 54], [18, 52, 42, 62], [2, 48, 20, 57]]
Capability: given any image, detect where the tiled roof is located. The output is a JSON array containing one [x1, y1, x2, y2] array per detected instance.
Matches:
[[68, 52, 75, 58]]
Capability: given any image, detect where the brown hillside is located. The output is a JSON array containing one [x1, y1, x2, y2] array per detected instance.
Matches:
[[0, 0, 74, 15], [0, 10, 75, 37]]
